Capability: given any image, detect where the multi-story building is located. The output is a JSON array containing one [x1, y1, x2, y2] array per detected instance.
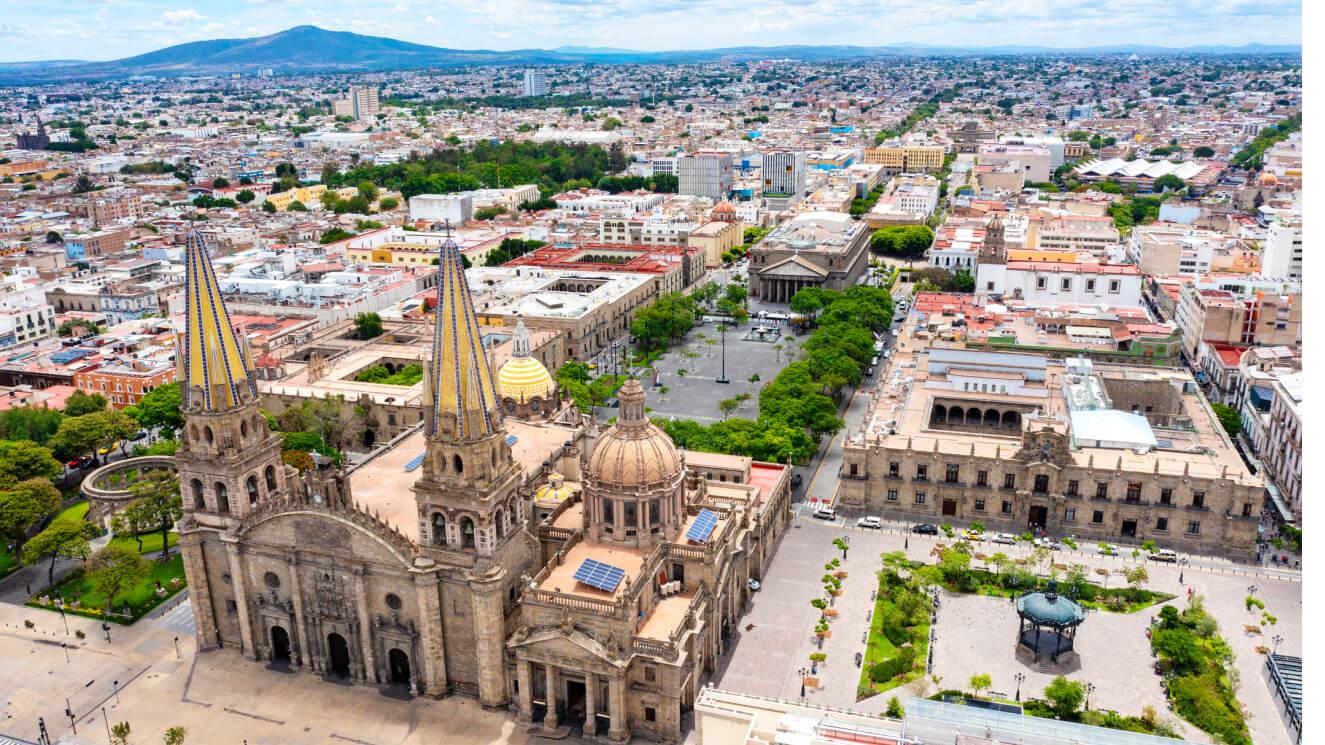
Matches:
[[760, 150, 806, 201], [74, 358, 175, 408], [950, 121, 996, 154], [89, 194, 147, 227], [1261, 210, 1302, 281], [503, 243, 706, 295], [687, 219, 745, 267], [838, 337, 1264, 559], [0, 274, 57, 352], [1128, 224, 1251, 276], [927, 219, 985, 273], [866, 175, 940, 228], [1029, 214, 1119, 253], [977, 144, 1052, 183], [331, 86, 380, 120], [1174, 279, 1301, 360], [64, 228, 131, 260], [409, 194, 474, 225], [523, 69, 548, 97], [677, 152, 733, 201], [747, 211, 870, 302], [862, 144, 945, 175], [1261, 372, 1302, 518], [555, 190, 665, 217]]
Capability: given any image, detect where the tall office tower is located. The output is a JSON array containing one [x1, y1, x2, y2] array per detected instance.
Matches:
[[677, 151, 734, 201], [761, 150, 807, 198], [523, 69, 548, 97], [350, 86, 380, 119]]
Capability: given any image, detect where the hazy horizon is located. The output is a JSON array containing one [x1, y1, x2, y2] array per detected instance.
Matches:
[[0, 0, 1303, 62]]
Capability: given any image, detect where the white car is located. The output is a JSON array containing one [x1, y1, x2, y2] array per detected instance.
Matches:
[[1097, 543, 1118, 556], [813, 507, 836, 521], [856, 516, 882, 530], [990, 532, 1017, 545]]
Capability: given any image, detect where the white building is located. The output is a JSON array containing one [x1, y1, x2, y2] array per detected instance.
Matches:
[[523, 69, 548, 97], [761, 150, 806, 198], [1261, 211, 1302, 281], [978, 143, 1053, 182], [678, 152, 733, 201], [554, 190, 665, 217], [978, 259, 1143, 306], [409, 194, 474, 224]]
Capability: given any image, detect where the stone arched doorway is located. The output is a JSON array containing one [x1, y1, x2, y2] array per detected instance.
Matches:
[[327, 633, 351, 678], [270, 626, 292, 664], [388, 648, 411, 686]]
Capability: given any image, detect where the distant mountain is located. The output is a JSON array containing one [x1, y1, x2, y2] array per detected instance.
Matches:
[[0, 26, 1300, 83]]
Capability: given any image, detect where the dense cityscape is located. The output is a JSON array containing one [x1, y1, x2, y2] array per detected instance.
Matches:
[[0, 19, 1306, 745]]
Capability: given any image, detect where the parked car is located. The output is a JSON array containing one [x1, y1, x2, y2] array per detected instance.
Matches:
[[990, 532, 1017, 545], [1149, 549, 1179, 563], [1097, 543, 1118, 556], [1034, 537, 1062, 550], [813, 506, 836, 521], [856, 516, 882, 530], [66, 455, 94, 470], [960, 530, 985, 543], [130, 430, 148, 441], [97, 441, 122, 456], [912, 523, 939, 535]]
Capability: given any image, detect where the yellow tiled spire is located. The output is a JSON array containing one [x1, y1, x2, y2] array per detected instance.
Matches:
[[427, 236, 501, 440], [180, 230, 255, 412]]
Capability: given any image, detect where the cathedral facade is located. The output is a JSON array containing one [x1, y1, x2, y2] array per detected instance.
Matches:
[[175, 231, 791, 741]]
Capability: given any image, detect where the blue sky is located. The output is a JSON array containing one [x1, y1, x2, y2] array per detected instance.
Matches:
[[0, 0, 1303, 61]]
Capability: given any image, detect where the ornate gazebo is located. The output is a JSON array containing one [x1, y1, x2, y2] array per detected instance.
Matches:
[[1015, 582, 1085, 663]]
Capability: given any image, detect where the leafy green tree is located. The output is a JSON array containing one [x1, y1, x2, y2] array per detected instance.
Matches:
[[235, 189, 255, 204], [1043, 676, 1086, 719], [287, 200, 308, 212], [378, 197, 399, 211], [1153, 174, 1186, 193], [48, 409, 136, 463], [125, 382, 183, 436], [718, 398, 741, 420], [64, 390, 108, 417], [111, 499, 152, 552], [23, 518, 98, 585], [320, 227, 356, 244], [0, 440, 63, 486], [354, 312, 384, 340], [110, 722, 131, 745], [969, 672, 993, 698], [261, 200, 277, 213], [1124, 565, 1149, 590], [0, 478, 62, 563], [125, 469, 183, 558], [163, 726, 188, 745], [885, 696, 905, 719], [1210, 403, 1242, 438], [1192, 146, 1215, 158], [0, 407, 64, 446], [87, 544, 150, 617]]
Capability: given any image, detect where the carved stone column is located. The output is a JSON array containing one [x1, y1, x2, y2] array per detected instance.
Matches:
[[412, 563, 448, 697], [607, 674, 627, 742], [224, 540, 256, 660], [584, 671, 598, 736], [353, 566, 378, 684], [286, 556, 310, 669], [543, 663, 559, 731], [516, 658, 533, 722]]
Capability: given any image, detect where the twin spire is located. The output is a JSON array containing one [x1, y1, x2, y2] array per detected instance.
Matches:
[[426, 236, 502, 440], [181, 230, 256, 412]]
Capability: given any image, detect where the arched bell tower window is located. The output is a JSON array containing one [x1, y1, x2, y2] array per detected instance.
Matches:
[[246, 475, 259, 504], [453, 455, 464, 474], [215, 482, 230, 514], [431, 513, 447, 546], [190, 479, 204, 511], [264, 465, 277, 492], [460, 516, 475, 548]]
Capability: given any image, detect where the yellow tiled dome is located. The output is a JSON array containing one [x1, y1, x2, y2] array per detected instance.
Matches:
[[497, 355, 555, 401], [535, 472, 574, 503]]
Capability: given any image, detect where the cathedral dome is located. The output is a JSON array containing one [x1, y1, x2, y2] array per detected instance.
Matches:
[[586, 379, 682, 489], [1258, 172, 1279, 188], [496, 319, 555, 402], [497, 356, 555, 401], [535, 472, 574, 503]]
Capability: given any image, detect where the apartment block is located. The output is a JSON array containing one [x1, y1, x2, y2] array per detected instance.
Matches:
[[677, 152, 733, 201], [862, 144, 945, 174]]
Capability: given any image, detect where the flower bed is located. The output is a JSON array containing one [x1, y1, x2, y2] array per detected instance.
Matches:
[[27, 554, 187, 625]]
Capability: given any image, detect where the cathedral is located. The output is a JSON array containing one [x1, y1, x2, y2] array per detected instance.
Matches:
[[175, 230, 792, 742]]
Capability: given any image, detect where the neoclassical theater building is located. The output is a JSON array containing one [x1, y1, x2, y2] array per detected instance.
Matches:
[[175, 231, 791, 742]]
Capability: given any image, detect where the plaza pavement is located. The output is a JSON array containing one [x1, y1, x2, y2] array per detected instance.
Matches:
[[713, 517, 1301, 745]]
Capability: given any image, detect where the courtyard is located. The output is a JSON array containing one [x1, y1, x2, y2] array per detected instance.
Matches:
[[715, 517, 1302, 745]]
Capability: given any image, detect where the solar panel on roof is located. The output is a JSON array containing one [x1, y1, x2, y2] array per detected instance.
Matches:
[[686, 508, 719, 543], [403, 452, 426, 472], [505, 434, 519, 446], [572, 558, 625, 592]]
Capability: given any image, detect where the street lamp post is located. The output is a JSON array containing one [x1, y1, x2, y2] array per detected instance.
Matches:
[[798, 667, 808, 698], [716, 322, 729, 384], [101, 707, 110, 741], [174, 636, 181, 658], [112, 680, 120, 705], [1086, 682, 1096, 711], [65, 698, 76, 735], [1273, 634, 1284, 655], [62, 642, 69, 663], [1014, 672, 1025, 701], [102, 622, 111, 644]]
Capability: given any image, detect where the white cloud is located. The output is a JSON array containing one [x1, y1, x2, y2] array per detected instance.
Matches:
[[161, 8, 204, 25]]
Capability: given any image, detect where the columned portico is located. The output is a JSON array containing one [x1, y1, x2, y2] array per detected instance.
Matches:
[[516, 659, 534, 721], [584, 672, 598, 736], [607, 674, 627, 742]]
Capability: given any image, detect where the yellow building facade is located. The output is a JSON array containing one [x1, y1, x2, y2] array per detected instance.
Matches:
[[862, 145, 946, 173]]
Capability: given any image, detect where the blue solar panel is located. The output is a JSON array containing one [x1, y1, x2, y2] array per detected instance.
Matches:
[[685, 508, 719, 543], [403, 452, 426, 472], [505, 434, 519, 446], [572, 558, 625, 592]]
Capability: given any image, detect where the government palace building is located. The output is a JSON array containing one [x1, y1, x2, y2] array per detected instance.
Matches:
[[173, 231, 791, 743]]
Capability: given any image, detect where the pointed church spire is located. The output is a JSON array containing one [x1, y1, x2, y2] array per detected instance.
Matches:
[[181, 230, 255, 412], [426, 232, 501, 440]]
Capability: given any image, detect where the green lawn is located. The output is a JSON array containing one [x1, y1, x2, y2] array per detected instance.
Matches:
[[54, 500, 91, 527], [29, 554, 186, 624], [109, 530, 178, 556], [858, 572, 931, 700]]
